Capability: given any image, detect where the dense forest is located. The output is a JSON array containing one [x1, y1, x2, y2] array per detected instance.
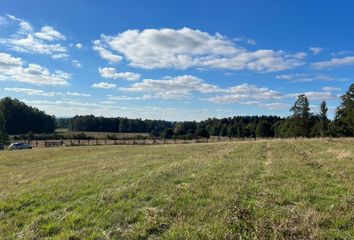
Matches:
[[0, 97, 55, 138], [0, 83, 353, 142]]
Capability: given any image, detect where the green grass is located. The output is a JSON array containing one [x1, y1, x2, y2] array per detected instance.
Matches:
[[0, 139, 353, 239]]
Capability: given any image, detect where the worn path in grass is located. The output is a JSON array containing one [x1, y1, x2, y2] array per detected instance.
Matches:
[[0, 139, 353, 239]]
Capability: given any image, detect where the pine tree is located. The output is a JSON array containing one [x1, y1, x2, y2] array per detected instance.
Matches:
[[319, 101, 328, 137], [335, 83, 354, 136], [290, 94, 311, 137]]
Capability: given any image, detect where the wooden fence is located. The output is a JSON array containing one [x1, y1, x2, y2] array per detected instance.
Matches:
[[12, 136, 258, 148]]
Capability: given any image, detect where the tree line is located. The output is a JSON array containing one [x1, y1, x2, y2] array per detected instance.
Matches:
[[0, 83, 353, 142], [0, 97, 56, 141]]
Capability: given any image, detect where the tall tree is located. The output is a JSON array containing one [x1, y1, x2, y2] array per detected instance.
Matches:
[[290, 94, 311, 137], [335, 83, 354, 136], [319, 101, 328, 137], [256, 120, 270, 138], [0, 110, 7, 142]]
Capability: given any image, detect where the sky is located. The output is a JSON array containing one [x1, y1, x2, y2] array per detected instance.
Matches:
[[0, 0, 353, 121]]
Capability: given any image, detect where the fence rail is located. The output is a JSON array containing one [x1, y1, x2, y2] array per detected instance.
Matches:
[[4, 136, 259, 148], [3, 136, 344, 149]]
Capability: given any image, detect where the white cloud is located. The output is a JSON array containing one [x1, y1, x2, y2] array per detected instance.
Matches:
[[204, 83, 282, 104], [321, 87, 341, 92], [261, 102, 289, 110], [92, 82, 116, 89], [312, 56, 354, 69], [121, 75, 283, 104], [6, 14, 33, 33], [34, 26, 66, 41], [75, 43, 83, 49], [93, 41, 123, 63], [309, 47, 323, 55], [94, 28, 305, 72], [51, 53, 69, 59], [276, 73, 345, 82], [0, 52, 70, 85], [121, 75, 223, 99], [4, 87, 59, 97], [66, 92, 90, 97], [0, 15, 67, 57], [107, 95, 136, 101], [287, 91, 338, 101], [331, 50, 354, 56], [72, 60, 82, 68], [98, 67, 140, 81]]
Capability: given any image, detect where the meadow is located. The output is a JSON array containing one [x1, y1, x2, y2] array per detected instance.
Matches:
[[0, 139, 353, 239]]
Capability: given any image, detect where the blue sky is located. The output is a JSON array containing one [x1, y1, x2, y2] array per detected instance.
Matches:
[[0, 0, 353, 120]]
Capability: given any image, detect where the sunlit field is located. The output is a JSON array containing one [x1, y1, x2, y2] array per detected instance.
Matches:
[[1, 139, 353, 239]]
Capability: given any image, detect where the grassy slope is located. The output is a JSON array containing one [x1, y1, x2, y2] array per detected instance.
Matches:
[[0, 139, 353, 239]]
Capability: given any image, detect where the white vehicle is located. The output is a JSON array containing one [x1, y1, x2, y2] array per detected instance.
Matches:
[[9, 142, 32, 150]]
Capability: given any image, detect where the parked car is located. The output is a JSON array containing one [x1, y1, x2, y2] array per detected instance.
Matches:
[[9, 142, 32, 150], [0, 143, 5, 150]]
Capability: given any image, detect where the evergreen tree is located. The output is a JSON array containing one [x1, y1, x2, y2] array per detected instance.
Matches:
[[334, 83, 354, 136], [319, 101, 328, 137], [0, 110, 7, 143], [196, 126, 210, 138], [226, 125, 236, 138], [256, 120, 270, 138], [220, 125, 228, 136], [290, 94, 311, 137], [161, 128, 174, 139]]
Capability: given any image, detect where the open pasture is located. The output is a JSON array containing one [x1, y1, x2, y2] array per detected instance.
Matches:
[[0, 139, 353, 239]]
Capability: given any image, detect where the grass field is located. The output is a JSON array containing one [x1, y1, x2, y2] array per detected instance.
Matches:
[[0, 139, 353, 239]]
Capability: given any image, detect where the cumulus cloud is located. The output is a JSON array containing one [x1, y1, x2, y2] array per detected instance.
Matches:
[[98, 67, 141, 81], [94, 28, 305, 72], [121, 75, 283, 105], [204, 83, 282, 104], [0, 15, 67, 57], [92, 82, 116, 89], [34, 26, 66, 41], [121, 75, 223, 99], [312, 56, 354, 69], [0, 52, 70, 85], [75, 43, 82, 49], [309, 47, 323, 55], [93, 41, 123, 63]]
